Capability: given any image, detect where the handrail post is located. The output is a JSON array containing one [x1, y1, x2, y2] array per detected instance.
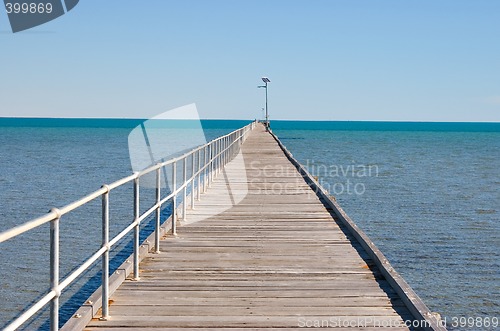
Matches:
[[101, 187, 110, 320], [225, 136, 229, 165], [204, 145, 208, 192], [222, 137, 225, 167], [234, 132, 237, 157], [222, 138, 225, 168], [231, 133, 234, 159], [217, 139, 221, 175], [197, 149, 202, 200], [191, 153, 195, 209], [209, 143, 214, 186], [49, 209, 60, 331], [172, 161, 177, 236], [216, 139, 220, 177], [221, 138, 224, 172], [212, 141, 217, 179], [238, 130, 241, 153], [155, 167, 161, 253], [212, 142, 215, 182], [182, 157, 187, 220], [221, 138, 224, 169], [230, 135, 233, 162], [133, 177, 140, 280], [223, 137, 226, 168]]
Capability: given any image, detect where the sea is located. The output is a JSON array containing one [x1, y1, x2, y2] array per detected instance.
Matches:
[[0, 118, 498, 330]]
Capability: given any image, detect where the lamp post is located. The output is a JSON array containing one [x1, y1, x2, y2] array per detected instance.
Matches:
[[258, 77, 271, 130]]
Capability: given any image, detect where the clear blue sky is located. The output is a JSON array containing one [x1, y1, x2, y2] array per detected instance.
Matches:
[[1, 0, 499, 121]]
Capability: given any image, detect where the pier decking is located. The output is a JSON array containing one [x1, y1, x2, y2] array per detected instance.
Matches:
[[81, 124, 431, 330]]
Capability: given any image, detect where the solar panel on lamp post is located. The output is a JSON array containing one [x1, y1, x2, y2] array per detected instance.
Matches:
[[258, 77, 271, 131]]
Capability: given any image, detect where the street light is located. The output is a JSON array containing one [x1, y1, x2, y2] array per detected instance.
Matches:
[[258, 77, 271, 130]]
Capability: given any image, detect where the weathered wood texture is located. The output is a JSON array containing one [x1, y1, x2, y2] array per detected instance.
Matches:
[[85, 124, 414, 330]]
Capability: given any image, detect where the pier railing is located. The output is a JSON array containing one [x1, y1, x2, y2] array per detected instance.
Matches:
[[0, 121, 256, 331]]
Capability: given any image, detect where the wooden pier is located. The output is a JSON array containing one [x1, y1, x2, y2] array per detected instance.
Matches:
[[78, 124, 442, 330]]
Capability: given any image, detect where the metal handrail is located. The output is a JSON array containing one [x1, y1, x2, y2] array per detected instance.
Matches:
[[0, 121, 256, 331]]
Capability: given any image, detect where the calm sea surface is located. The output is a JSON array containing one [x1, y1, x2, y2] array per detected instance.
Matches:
[[0, 119, 498, 330], [273, 121, 499, 330]]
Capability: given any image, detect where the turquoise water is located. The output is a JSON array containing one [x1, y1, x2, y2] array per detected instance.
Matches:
[[0, 119, 498, 330]]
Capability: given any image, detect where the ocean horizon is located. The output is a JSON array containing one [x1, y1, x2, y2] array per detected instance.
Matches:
[[1, 117, 499, 132]]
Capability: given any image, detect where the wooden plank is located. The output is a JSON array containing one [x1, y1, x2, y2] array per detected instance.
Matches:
[[99, 297, 406, 307], [107, 305, 404, 316]]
